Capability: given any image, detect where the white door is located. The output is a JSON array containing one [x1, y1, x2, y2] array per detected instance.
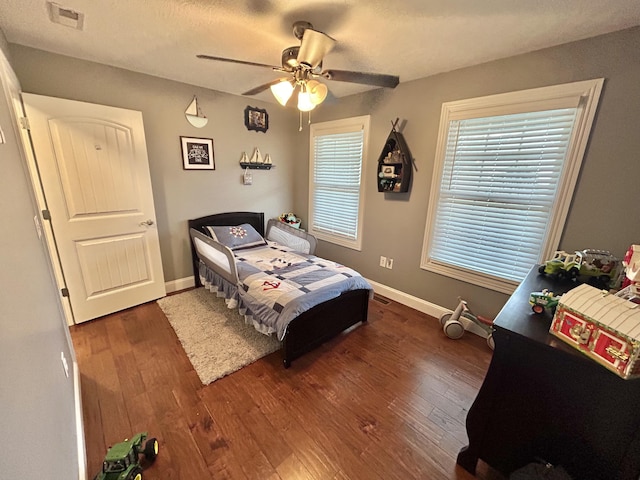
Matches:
[[22, 93, 166, 323]]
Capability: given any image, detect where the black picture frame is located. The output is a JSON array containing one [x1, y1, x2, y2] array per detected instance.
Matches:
[[180, 136, 215, 170], [244, 106, 269, 133]]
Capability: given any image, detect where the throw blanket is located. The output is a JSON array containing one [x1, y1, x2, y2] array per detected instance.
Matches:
[[234, 243, 372, 340]]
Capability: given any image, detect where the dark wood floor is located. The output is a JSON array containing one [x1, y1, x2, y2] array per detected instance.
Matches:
[[71, 291, 500, 480]]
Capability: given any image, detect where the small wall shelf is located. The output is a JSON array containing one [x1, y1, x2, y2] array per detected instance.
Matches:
[[240, 163, 274, 170], [377, 121, 412, 193]]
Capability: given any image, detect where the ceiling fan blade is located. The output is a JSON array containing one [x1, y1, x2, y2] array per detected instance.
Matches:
[[242, 79, 283, 96], [197, 54, 280, 70], [297, 29, 336, 69], [321, 69, 399, 88]]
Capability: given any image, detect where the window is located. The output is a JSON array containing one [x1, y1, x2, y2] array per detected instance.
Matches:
[[421, 79, 603, 294], [309, 115, 369, 250]]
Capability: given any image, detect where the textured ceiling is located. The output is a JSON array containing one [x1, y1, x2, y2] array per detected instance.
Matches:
[[1, 0, 640, 105]]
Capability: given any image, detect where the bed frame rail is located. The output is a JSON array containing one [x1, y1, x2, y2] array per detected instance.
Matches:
[[188, 212, 264, 287]]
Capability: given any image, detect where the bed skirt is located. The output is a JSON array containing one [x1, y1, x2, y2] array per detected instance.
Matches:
[[198, 261, 278, 338]]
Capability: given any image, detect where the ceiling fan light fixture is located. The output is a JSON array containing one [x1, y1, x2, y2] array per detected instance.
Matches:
[[297, 88, 316, 112], [198, 19, 400, 116], [307, 80, 328, 105], [270, 79, 294, 106]]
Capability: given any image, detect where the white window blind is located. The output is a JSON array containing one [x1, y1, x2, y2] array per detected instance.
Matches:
[[309, 116, 369, 250], [431, 108, 577, 283], [421, 79, 604, 293]]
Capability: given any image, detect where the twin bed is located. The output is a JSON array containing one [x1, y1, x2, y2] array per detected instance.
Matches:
[[188, 211, 372, 368]]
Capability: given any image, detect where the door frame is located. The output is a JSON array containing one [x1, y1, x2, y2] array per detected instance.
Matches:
[[1, 63, 74, 325]]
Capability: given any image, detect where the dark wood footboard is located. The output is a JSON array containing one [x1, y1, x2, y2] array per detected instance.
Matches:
[[281, 288, 370, 368]]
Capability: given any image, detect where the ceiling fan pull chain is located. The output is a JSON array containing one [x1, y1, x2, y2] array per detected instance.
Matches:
[[299, 110, 303, 131], [308, 111, 312, 125]]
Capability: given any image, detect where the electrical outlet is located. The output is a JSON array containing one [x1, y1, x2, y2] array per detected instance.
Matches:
[[379, 256, 387, 267], [386, 258, 394, 269]]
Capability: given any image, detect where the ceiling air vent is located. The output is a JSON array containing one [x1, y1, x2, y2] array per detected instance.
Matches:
[[48, 2, 85, 30]]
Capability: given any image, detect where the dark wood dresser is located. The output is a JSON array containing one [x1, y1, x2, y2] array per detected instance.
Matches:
[[457, 266, 640, 479]]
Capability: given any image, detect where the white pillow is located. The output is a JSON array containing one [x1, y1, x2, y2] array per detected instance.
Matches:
[[204, 223, 267, 251]]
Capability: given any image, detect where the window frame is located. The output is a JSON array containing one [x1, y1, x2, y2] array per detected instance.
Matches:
[[420, 79, 604, 294], [308, 115, 370, 251]]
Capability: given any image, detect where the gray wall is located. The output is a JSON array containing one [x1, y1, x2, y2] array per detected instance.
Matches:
[[299, 26, 640, 317], [0, 32, 82, 479], [9, 45, 300, 283], [7, 27, 640, 320]]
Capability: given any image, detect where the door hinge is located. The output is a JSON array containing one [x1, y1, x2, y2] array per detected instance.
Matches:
[[42, 209, 51, 220], [61, 288, 69, 297], [19, 116, 30, 130]]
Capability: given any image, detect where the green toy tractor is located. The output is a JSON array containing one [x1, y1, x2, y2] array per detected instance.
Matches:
[[538, 250, 576, 277], [539, 249, 621, 289], [529, 289, 561, 314], [94, 432, 158, 480]]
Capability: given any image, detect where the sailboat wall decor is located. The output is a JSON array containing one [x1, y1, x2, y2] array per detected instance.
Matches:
[[239, 148, 274, 170], [249, 147, 262, 164], [377, 118, 413, 193], [185, 96, 208, 128]]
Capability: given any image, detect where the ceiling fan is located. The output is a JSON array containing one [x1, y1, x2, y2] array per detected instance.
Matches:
[[197, 21, 399, 111]]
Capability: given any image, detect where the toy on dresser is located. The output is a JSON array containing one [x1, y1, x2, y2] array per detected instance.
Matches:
[[529, 289, 561, 314], [621, 244, 640, 288], [616, 244, 640, 304], [538, 249, 622, 290], [550, 283, 640, 379]]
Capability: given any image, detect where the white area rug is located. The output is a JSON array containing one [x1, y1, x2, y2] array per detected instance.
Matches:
[[157, 288, 281, 385]]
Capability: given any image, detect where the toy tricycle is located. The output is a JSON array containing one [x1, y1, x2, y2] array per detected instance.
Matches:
[[94, 432, 158, 480], [439, 297, 495, 349]]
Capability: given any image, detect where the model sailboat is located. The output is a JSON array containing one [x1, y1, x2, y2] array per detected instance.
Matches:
[[249, 147, 263, 164], [185, 96, 208, 128]]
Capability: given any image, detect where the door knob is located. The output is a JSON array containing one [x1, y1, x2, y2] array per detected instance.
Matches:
[[139, 219, 155, 227]]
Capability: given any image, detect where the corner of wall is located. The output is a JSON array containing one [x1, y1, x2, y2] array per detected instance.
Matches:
[[0, 27, 11, 61]]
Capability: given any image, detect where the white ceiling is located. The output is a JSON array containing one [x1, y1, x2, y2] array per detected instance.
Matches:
[[1, 0, 640, 104]]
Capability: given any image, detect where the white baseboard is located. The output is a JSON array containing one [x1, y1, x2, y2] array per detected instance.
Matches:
[[366, 279, 488, 338], [366, 279, 449, 319], [74, 363, 87, 480], [165, 276, 195, 294]]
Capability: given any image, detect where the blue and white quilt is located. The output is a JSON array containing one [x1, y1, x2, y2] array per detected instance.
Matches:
[[227, 242, 372, 340]]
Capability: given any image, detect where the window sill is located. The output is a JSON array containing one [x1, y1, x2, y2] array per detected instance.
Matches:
[[312, 231, 362, 252], [421, 260, 520, 295]]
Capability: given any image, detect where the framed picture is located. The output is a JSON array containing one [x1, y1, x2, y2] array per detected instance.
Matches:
[[180, 136, 214, 170], [244, 106, 268, 133]]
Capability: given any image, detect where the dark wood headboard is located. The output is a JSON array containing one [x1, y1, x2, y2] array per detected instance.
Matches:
[[187, 212, 265, 287]]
